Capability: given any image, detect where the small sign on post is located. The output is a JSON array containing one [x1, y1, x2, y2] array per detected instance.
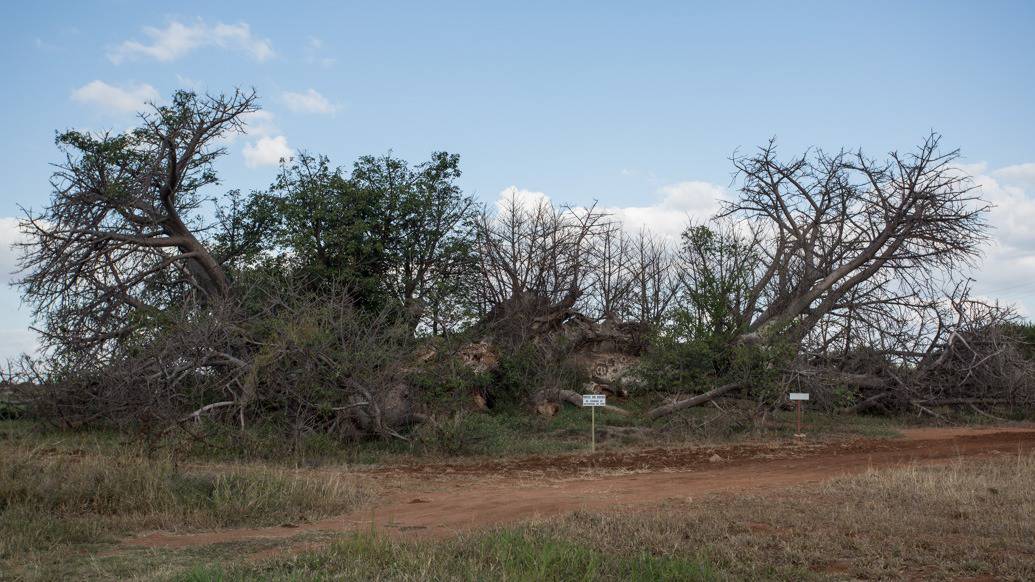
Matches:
[[581, 394, 606, 452], [788, 392, 809, 436]]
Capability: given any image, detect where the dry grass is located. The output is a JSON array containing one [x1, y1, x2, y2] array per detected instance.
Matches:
[[0, 444, 374, 580], [3, 416, 1033, 580], [196, 453, 1035, 581], [528, 453, 1035, 580]]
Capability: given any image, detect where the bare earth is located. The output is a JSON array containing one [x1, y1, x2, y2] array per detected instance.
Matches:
[[125, 426, 1035, 551]]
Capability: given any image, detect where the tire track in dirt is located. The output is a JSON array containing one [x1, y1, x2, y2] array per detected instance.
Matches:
[[124, 426, 1035, 550]]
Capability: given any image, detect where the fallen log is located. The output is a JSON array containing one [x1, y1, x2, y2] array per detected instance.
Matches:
[[842, 391, 894, 414], [646, 382, 743, 420], [913, 398, 1011, 406], [534, 388, 631, 416]]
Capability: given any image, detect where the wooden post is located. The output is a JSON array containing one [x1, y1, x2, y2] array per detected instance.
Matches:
[[591, 406, 596, 453]]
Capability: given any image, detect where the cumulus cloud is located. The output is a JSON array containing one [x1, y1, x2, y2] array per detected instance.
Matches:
[[604, 181, 728, 241], [240, 110, 278, 137], [108, 20, 274, 64], [303, 36, 336, 68], [496, 186, 551, 212], [492, 181, 727, 243], [993, 162, 1035, 191], [0, 327, 39, 360], [964, 167, 1035, 315], [0, 217, 24, 285], [0, 215, 36, 360], [71, 80, 159, 113], [242, 135, 292, 168], [281, 89, 336, 114]]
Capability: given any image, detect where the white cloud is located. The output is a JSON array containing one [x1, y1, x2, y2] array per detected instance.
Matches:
[[240, 110, 278, 137], [492, 181, 727, 243], [71, 80, 159, 113], [993, 162, 1035, 191], [0, 217, 24, 285], [0, 327, 39, 360], [605, 181, 728, 241], [495, 186, 551, 214], [303, 37, 336, 68], [242, 136, 292, 168], [213, 110, 278, 148], [281, 89, 336, 114], [108, 20, 274, 64], [965, 167, 1035, 316], [175, 73, 201, 89]]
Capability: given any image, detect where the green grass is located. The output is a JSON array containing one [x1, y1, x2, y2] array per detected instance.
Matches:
[[176, 529, 717, 582], [0, 393, 913, 471]]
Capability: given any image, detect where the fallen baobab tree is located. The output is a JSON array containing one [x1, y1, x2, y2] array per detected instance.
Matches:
[[444, 135, 1006, 422], [14, 91, 435, 440], [14, 83, 1025, 442], [641, 134, 995, 418]]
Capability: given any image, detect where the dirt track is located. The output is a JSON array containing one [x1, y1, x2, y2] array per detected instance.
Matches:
[[126, 426, 1035, 550]]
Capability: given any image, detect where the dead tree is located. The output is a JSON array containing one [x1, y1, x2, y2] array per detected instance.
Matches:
[[629, 230, 680, 328], [647, 134, 991, 418], [586, 222, 636, 321], [473, 194, 610, 340], [731, 134, 987, 344]]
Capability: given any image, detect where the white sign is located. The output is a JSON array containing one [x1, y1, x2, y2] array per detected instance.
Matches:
[[582, 394, 606, 407], [788, 392, 810, 401]]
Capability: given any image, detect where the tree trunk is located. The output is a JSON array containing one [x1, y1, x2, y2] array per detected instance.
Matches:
[[646, 382, 743, 420]]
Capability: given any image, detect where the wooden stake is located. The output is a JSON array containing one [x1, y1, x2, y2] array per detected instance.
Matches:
[[591, 406, 596, 452]]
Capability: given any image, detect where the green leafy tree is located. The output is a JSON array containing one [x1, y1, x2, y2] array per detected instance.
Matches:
[[223, 151, 479, 332]]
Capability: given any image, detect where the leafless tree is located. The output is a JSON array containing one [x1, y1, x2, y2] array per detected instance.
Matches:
[[585, 222, 635, 321], [648, 135, 992, 418], [628, 230, 680, 327], [728, 134, 988, 345], [473, 193, 610, 338]]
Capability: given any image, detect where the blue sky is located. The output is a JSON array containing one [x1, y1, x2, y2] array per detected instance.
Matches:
[[2, 1, 1035, 359]]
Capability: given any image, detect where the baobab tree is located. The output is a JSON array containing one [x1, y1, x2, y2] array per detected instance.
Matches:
[[648, 134, 991, 418], [18, 90, 258, 362]]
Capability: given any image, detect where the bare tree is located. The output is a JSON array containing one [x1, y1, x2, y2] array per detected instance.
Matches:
[[648, 135, 991, 418], [473, 193, 610, 338], [585, 222, 635, 321], [728, 134, 988, 345], [629, 230, 680, 328]]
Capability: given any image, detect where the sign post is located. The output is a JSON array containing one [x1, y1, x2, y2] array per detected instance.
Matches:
[[581, 394, 606, 452], [788, 392, 809, 435]]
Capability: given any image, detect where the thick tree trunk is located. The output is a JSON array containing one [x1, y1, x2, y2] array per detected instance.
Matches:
[[534, 388, 631, 416]]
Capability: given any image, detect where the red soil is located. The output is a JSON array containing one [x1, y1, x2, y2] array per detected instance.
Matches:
[[125, 426, 1035, 550]]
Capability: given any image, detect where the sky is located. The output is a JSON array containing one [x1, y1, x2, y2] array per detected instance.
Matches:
[[1, 0, 1034, 360]]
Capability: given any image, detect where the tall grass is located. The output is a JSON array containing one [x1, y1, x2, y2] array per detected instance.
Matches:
[[0, 444, 371, 575]]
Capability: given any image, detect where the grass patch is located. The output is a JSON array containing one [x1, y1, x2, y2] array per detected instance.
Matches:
[[525, 453, 1035, 580], [1, 399, 909, 471], [174, 453, 1035, 581], [2, 416, 1033, 580], [0, 440, 372, 580], [177, 529, 716, 581]]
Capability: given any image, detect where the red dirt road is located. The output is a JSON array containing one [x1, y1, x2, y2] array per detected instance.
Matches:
[[126, 426, 1035, 550]]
